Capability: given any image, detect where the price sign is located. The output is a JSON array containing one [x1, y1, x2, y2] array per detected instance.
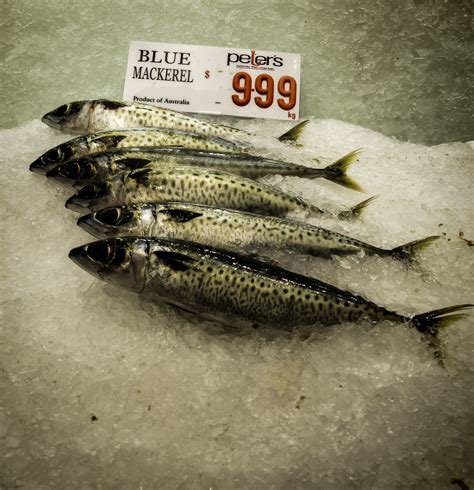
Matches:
[[123, 41, 301, 121], [231, 73, 297, 111]]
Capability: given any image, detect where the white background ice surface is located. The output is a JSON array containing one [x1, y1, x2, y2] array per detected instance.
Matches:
[[0, 118, 473, 488]]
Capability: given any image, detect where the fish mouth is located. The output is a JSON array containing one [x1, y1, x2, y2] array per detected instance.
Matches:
[[69, 243, 87, 264], [68, 243, 103, 278], [29, 156, 50, 175], [69, 243, 92, 269], [41, 112, 61, 130], [65, 181, 109, 214], [66, 194, 93, 214], [30, 145, 70, 175]]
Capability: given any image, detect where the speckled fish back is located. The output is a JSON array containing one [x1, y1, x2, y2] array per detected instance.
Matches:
[[90, 129, 244, 154], [88, 101, 243, 138], [119, 166, 315, 217], [145, 238, 401, 328]]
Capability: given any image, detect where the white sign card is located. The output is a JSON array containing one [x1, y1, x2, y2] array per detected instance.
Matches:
[[123, 41, 301, 121]]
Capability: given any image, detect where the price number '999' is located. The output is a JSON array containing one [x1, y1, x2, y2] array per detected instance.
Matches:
[[231, 72, 297, 112]]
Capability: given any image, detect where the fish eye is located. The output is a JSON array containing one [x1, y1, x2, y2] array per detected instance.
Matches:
[[60, 161, 81, 179], [95, 207, 120, 225], [78, 181, 107, 200], [83, 162, 96, 179], [68, 102, 82, 115], [61, 145, 73, 162], [108, 244, 129, 266], [45, 145, 73, 164], [86, 241, 113, 264], [86, 240, 129, 266], [45, 147, 62, 163], [95, 207, 134, 226], [53, 104, 68, 117]]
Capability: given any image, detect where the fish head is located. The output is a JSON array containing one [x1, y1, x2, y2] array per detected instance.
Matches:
[[42, 100, 92, 132], [47, 155, 100, 186], [77, 205, 143, 238], [29, 142, 75, 175], [65, 179, 116, 214], [69, 237, 148, 292]]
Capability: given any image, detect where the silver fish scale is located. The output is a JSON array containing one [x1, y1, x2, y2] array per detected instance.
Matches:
[[50, 147, 328, 189], [70, 237, 471, 337], [32, 129, 245, 175], [141, 205, 364, 255], [145, 243, 389, 327], [89, 104, 242, 138], [103, 130, 243, 153], [117, 167, 315, 216]]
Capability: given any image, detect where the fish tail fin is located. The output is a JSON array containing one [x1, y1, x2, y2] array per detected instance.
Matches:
[[389, 235, 441, 262], [411, 304, 473, 361], [412, 304, 473, 336], [278, 120, 309, 142], [319, 149, 364, 192], [337, 195, 378, 220]]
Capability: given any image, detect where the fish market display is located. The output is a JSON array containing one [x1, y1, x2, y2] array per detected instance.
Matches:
[[78, 202, 438, 261], [26, 100, 472, 368], [29, 128, 246, 175], [65, 165, 374, 217], [69, 236, 472, 338], [41, 98, 308, 143], [7, 104, 473, 490], [46, 147, 362, 191]]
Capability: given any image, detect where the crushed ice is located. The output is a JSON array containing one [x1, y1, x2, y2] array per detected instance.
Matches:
[[1, 118, 473, 488]]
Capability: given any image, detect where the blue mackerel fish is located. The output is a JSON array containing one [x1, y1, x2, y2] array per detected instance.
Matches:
[[77, 202, 439, 262], [69, 236, 472, 356], [32, 98, 312, 175], [36, 99, 472, 358], [39, 98, 309, 142]]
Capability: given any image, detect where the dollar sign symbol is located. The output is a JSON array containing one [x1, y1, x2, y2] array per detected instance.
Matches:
[[204, 70, 210, 79]]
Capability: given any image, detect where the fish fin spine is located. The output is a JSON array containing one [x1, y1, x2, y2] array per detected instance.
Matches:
[[278, 120, 309, 142]]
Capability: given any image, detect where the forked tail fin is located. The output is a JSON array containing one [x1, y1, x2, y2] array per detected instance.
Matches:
[[412, 304, 473, 337], [411, 304, 473, 361], [278, 120, 309, 142], [319, 149, 363, 192], [389, 235, 440, 262], [337, 195, 378, 220]]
